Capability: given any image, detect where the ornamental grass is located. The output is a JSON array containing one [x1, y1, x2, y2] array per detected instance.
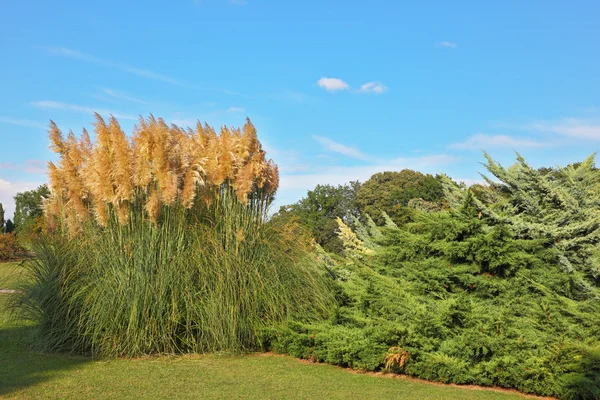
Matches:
[[16, 114, 331, 357]]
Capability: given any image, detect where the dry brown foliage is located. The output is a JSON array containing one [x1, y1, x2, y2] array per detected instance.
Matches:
[[384, 346, 409, 371]]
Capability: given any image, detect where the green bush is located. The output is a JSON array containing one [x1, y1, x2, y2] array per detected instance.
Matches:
[[267, 154, 600, 400]]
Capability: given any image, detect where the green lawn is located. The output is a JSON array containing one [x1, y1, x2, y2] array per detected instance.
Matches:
[[0, 261, 27, 290], [0, 264, 543, 400]]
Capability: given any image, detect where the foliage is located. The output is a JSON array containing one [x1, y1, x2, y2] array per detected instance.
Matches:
[[17, 114, 331, 357], [0, 202, 4, 232], [443, 152, 600, 294], [4, 219, 14, 234], [364, 214, 383, 240], [14, 185, 50, 235], [356, 170, 444, 225], [267, 153, 600, 400], [336, 217, 373, 258], [0, 233, 27, 261], [0, 297, 527, 400], [273, 182, 361, 254]]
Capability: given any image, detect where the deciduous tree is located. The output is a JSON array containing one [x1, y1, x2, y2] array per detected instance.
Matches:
[[14, 185, 50, 234], [357, 170, 444, 225]]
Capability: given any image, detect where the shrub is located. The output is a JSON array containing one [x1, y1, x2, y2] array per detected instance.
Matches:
[[0, 233, 26, 261], [267, 153, 600, 400]]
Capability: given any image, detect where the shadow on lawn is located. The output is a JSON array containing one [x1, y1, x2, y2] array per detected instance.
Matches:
[[0, 324, 90, 396]]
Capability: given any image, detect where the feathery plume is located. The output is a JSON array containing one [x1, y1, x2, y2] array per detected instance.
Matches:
[[48, 121, 65, 153], [109, 116, 133, 203], [44, 114, 277, 230]]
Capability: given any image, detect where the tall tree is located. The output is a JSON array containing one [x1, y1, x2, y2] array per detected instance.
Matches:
[[356, 170, 444, 225], [5, 219, 15, 234], [13, 184, 50, 234], [273, 182, 361, 254], [0, 202, 4, 233]]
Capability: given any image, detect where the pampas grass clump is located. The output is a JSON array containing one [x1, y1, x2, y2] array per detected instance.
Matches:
[[17, 114, 331, 357]]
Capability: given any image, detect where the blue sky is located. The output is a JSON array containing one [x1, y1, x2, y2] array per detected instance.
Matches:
[[1, 0, 599, 218]]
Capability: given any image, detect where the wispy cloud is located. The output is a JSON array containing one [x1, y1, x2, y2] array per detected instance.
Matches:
[[317, 78, 388, 94], [0, 160, 46, 174], [262, 143, 309, 173], [439, 41, 457, 48], [102, 89, 147, 104], [529, 118, 600, 140], [227, 107, 245, 113], [31, 100, 137, 120], [313, 136, 370, 161], [271, 138, 459, 208], [0, 178, 44, 219], [278, 154, 459, 191], [230, 0, 247, 4], [170, 118, 197, 127], [44, 47, 186, 86], [359, 82, 388, 94], [317, 77, 349, 92], [450, 133, 548, 150], [0, 116, 46, 129]]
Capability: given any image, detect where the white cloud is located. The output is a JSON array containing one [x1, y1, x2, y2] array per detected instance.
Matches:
[[0, 179, 44, 219], [313, 136, 370, 161], [359, 82, 388, 94], [31, 101, 136, 120], [317, 77, 349, 92], [0, 160, 46, 174], [439, 41, 457, 48], [44, 47, 185, 86], [227, 107, 245, 113], [450, 134, 548, 150], [262, 143, 309, 173], [103, 89, 147, 104], [455, 178, 487, 187], [529, 118, 600, 140], [278, 154, 458, 192], [0, 116, 46, 129]]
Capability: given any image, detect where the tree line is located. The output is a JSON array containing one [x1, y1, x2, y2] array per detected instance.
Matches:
[[0, 184, 49, 235]]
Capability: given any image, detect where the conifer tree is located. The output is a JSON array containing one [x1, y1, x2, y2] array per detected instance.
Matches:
[[5, 219, 14, 233], [350, 215, 376, 249], [0, 203, 4, 233], [335, 217, 373, 258], [441, 152, 600, 297], [382, 211, 399, 229], [365, 214, 383, 240]]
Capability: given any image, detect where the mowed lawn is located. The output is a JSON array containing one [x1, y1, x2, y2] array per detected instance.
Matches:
[[0, 262, 542, 400], [0, 261, 28, 290]]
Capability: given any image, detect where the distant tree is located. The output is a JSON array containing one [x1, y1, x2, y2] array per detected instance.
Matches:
[[272, 182, 361, 254], [5, 219, 15, 234], [0, 203, 4, 233], [14, 184, 50, 234], [356, 170, 444, 225]]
